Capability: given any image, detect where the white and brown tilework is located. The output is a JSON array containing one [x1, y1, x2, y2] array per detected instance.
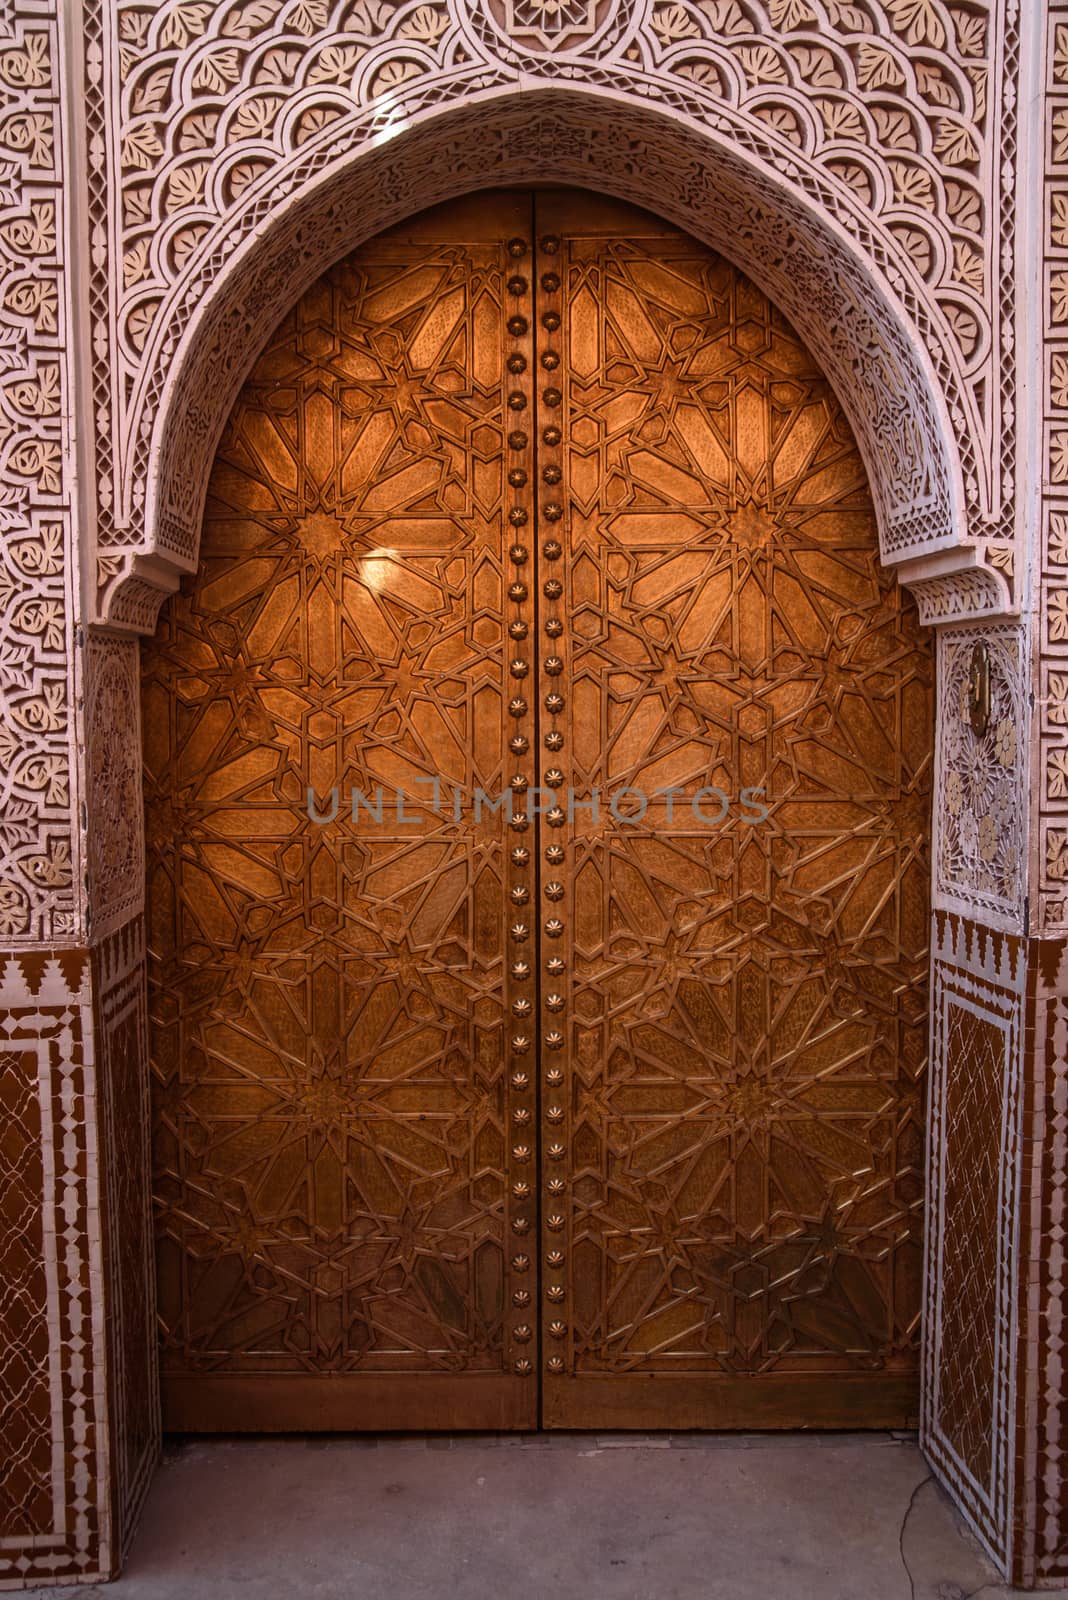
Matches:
[[0, 951, 109, 1588], [923, 911, 1027, 1574]]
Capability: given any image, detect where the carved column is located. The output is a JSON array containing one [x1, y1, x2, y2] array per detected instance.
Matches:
[[0, 1, 157, 1585]]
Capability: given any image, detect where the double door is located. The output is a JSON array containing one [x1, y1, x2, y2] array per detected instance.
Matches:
[[144, 190, 931, 1432]]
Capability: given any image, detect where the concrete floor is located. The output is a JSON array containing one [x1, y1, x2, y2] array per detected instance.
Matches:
[[33, 1433, 1068, 1600]]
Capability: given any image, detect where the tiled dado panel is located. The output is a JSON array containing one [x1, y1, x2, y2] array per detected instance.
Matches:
[[1017, 938, 1068, 1587], [0, 951, 106, 1586], [0, 926, 157, 1590], [925, 913, 1068, 1586], [91, 918, 158, 1576], [924, 910, 1027, 1571]]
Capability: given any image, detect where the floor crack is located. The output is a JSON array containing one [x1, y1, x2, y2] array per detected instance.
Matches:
[[901, 1471, 933, 1600]]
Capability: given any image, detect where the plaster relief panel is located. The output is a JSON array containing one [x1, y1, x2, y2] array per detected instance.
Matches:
[[87, 0, 1021, 627], [0, 0, 80, 946], [934, 624, 1026, 929]]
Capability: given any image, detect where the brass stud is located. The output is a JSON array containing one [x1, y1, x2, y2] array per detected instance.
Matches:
[[511, 1070, 529, 1090], [511, 959, 530, 979], [508, 430, 528, 450], [513, 1288, 531, 1307], [508, 467, 528, 488], [507, 276, 528, 296], [511, 847, 530, 867], [541, 235, 560, 254], [541, 272, 561, 292], [511, 773, 529, 792], [510, 922, 529, 942], [509, 619, 529, 640], [512, 996, 531, 1015], [509, 697, 528, 717], [507, 353, 527, 374], [545, 881, 564, 899], [508, 581, 528, 601], [543, 388, 562, 408], [508, 391, 527, 411], [507, 238, 528, 258], [541, 350, 560, 370], [545, 807, 566, 827], [546, 1106, 564, 1124], [509, 733, 530, 755], [546, 1355, 565, 1374], [546, 992, 565, 1010], [548, 1320, 568, 1339], [543, 578, 563, 599], [545, 656, 563, 676], [513, 1181, 531, 1200], [548, 1142, 565, 1160], [515, 1357, 533, 1375], [512, 1254, 530, 1272], [511, 1035, 531, 1053], [546, 956, 566, 976], [543, 544, 563, 564], [507, 314, 528, 336], [543, 425, 562, 447], [510, 891, 530, 911], [509, 509, 529, 530], [547, 1177, 565, 1196], [545, 1066, 564, 1086], [547, 1283, 565, 1301], [546, 1250, 564, 1267], [514, 1323, 532, 1343], [545, 1031, 564, 1050], [545, 847, 565, 867], [543, 502, 563, 521], [514, 1107, 531, 1124], [542, 464, 562, 485], [512, 1216, 531, 1233], [542, 310, 561, 332], [546, 1212, 566, 1229], [544, 914, 565, 935], [509, 814, 530, 832], [510, 538, 529, 558], [513, 1144, 530, 1162], [545, 731, 565, 751]]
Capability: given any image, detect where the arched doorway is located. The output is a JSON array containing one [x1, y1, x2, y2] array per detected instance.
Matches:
[[142, 188, 932, 1434]]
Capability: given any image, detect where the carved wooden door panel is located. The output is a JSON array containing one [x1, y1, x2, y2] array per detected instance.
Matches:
[[144, 193, 541, 1431], [144, 189, 931, 1433], [531, 193, 930, 1429]]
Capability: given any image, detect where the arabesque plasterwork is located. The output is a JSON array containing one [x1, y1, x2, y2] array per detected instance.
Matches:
[[88, 0, 1020, 631]]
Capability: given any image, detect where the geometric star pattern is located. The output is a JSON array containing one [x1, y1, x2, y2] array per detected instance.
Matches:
[[144, 193, 539, 1427], [535, 195, 932, 1424], [143, 189, 933, 1431]]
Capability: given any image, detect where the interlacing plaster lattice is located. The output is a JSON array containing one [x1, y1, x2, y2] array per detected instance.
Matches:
[[87, 0, 1020, 632]]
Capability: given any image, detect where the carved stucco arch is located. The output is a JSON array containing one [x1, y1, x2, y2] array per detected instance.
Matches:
[[100, 84, 1009, 633]]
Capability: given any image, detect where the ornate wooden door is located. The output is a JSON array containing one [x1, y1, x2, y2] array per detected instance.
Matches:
[[144, 190, 931, 1433]]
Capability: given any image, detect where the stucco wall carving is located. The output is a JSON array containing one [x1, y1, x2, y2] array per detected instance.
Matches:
[[935, 624, 1027, 930], [1039, 3, 1068, 941], [84, 637, 144, 942], [85, 0, 1020, 629], [0, 0, 81, 947]]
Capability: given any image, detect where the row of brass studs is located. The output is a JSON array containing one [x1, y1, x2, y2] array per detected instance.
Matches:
[[537, 233, 569, 1377], [505, 237, 537, 1378]]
